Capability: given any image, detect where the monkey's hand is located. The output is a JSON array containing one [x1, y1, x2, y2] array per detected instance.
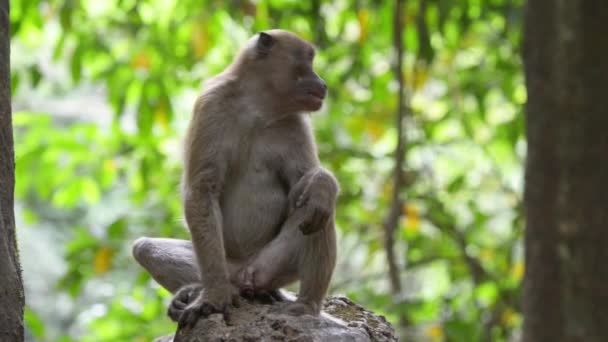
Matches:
[[168, 283, 203, 322], [176, 285, 239, 329], [294, 194, 332, 235], [291, 169, 337, 235]]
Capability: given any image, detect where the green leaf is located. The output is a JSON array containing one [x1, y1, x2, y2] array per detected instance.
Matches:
[[30, 66, 42, 88], [447, 175, 465, 193], [71, 45, 84, 83], [25, 308, 46, 338]]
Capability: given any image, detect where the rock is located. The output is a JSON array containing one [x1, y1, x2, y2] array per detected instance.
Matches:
[[154, 295, 396, 342]]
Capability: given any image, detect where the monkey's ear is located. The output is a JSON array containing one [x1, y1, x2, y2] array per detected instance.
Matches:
[[256, 32, 274, 56]]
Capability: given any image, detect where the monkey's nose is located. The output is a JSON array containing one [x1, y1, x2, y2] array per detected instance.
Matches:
[[320, 80, 327, 91], [309, 88, 326, 100]]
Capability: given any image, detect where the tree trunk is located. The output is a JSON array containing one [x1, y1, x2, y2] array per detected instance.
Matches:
[[0, 0, 25, 340], [523, 1, 608, 341]]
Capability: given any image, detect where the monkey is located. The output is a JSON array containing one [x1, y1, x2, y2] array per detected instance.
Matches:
[[131, 30, 338, 328]]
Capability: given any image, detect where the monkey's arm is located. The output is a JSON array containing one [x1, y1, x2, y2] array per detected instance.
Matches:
[[184, 164, 230, 293], [179, 108, 236, 327], [181, 163, 236, 324], [284, 166, 340, 235]]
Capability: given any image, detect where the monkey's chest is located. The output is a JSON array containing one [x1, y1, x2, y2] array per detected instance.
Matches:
[[220, 155, 288, 259]]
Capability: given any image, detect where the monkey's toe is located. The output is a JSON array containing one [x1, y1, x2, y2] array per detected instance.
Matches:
[[168, 302, 185, 322], [168, 295, 194, 322], [169, 284, 205, 322], [178, 302, 224, 329]]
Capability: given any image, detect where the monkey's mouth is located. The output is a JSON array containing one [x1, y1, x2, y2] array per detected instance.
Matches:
[[307, 89, 326, 100]]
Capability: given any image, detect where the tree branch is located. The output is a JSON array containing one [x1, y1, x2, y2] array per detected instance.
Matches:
[[382, 0, 409, 327], [383, 0, 406, 296]]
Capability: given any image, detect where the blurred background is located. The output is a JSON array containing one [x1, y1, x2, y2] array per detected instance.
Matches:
[[10, 0, 524, 341]]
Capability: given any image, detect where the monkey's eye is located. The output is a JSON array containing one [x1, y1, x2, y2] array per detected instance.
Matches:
[[308, 50, 315, 61], [295, 65, 309, 77]]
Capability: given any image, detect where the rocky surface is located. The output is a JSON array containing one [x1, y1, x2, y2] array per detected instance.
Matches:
[[154, 295, 396, 342]]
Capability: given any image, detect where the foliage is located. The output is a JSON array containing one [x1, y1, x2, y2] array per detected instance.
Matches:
[[11, 0, 524, 340]]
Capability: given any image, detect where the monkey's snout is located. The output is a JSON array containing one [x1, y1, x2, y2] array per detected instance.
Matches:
[[308, 85, 327, 100]]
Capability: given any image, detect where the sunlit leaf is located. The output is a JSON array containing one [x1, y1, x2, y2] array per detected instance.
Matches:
[[191, 22, 210, 58], [25, 308, 46, 338], [402, 203, 420, 234], [93, 247, 114, 275], [81, 178, 101, 204], [357, 9, 369, 43], [130, 53, 151, 71], [501, 308, 522, 327], [71, 44, 83, 83], [510, 261, 524, 281], [425, 323, 444, 341]]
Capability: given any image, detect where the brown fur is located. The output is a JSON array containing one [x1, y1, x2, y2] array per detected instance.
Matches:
[[132, 30, 338, 326]]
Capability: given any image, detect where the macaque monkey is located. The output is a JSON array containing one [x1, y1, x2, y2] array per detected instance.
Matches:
[[132, 30, 338, 328]]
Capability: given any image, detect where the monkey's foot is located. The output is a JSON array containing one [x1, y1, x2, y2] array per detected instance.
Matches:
[[168, 284, 203, 322], [175, 286, 240, 329], [178, 301, 227, 329]]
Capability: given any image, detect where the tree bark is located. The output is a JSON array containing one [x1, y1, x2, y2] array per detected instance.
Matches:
[[0, 0, 25, 340], [523, 1, 608, 341]]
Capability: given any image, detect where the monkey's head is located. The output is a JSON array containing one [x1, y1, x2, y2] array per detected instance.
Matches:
[[239, 30, 327, 114]]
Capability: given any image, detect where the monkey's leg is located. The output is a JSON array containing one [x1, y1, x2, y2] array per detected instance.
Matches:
[[283, 168, 338, 314], [292, 218, 337, 315], [234, 212, 337, 315], [132, 237, 243, 293], [132, 237, 198, 293], [133, 237, 248, 322]]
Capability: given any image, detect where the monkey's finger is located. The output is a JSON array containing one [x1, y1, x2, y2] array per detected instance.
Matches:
[[179, 301, 219, 329], [177, 309, 197, 330], [298, 208, 314, 234], [300, 208, 320, 235], [172, 299, 188, 309], [311, 208, 325, 232], [185, 288, 201, 302], [319, 215, 330, 231], [167, 305, 183, 322], [313, 209, 330, 233], [298, 221, 311, 234], [296, 192, 310, 208], [173, 293, 187, 304]]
